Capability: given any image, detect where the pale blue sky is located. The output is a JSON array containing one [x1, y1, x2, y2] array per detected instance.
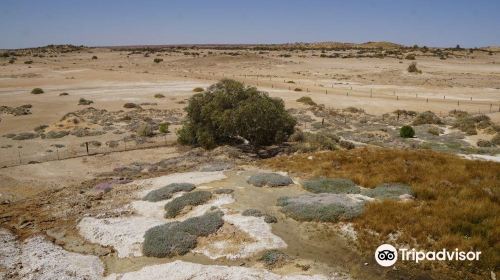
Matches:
[[1, 0, 499, 49]]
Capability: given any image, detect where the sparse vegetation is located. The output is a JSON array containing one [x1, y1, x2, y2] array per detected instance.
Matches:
[[154, 93, 165, 98], [158, 123, 169, 134], [123, 102, 140, 109], [294, 88, 303, 92], [412, 111, 442, 125], [192, 87, 204, 92], [136, 123, 154, 137], [153, 58, 163, 63], [177, 79, 296, 148], [263, 148, 500, 278], [259, 250, 290, 268]]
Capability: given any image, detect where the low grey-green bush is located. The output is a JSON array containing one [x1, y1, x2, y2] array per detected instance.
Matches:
[[242, 208, 264, 217], [361, 183, 413, 199], [164, 191, 212, 218], [302, 178, 360, 194], [78, 98, 93, 105], [247, 173, 293, 187], [143, 210, 224, 257], [137, 123, 154, 137], [178, 79, 296, 148], [143, 183, 195, 202], [296, 96, 316, 106], [278, 195, 365, 222]]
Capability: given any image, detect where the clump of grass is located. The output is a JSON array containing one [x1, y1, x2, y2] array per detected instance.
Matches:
[[296, 96, 316, 106], [153, 58, 163, 63], [143, 210, 224, 257], [192, 87, 204, 92], [399, 125, 415, 138], [302, 178, 360, 194], [262, 148, 500, 279], [361, 183, 413, 199], [143, 183, 195, 202], [123, 102, 140, 109], [164, 191, 212, 218], [289, 131, 338, 152], [247, 173, 293, 187], [294, 88, 303, 92], [31, 88, 44, 94], [154, 93, 165, 98], [427, 126, 441, 136]]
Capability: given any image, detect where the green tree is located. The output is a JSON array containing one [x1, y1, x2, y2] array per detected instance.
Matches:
[[177, 79, 296, 149]]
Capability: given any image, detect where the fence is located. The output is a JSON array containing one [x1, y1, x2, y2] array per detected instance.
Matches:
[[0, 134, 175, 168]]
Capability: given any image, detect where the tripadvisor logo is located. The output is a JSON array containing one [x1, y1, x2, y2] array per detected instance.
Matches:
[[374, 244, 481, 267]]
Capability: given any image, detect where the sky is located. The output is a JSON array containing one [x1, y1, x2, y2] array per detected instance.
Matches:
[[1, 0, 499, 49]]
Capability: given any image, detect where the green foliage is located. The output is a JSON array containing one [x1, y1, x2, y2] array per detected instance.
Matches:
[[296, 96, 316, 106], [177, 79, 296, 148], [31, 88, 44, 94], [400, 125, 415, 138], [143, 183, 195, 202], [303, 178, 360, 194], [143, 210, 224, 257], [164, 191, 212, 218]]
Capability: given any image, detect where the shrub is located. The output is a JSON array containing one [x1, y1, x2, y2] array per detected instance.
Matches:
[[405, 53, 416, 60], [164, 191, 212, 218], [136, 123, 154, 137], [278, 194, 366, 222], [154, 93, 165, 98], [153, 58, 163, 63], [59, 92, 69, 96], [290, 131, 338, 152], [399, 125, 415, 138], [492, 133, 500, 145], [412, 111, 442, 125], [78, 98, 93, 105], [339, 140, 355, 150], [361, 183, 413, 199], [453, 116, 478, 135], [242, 208, 264, 217], [159, 123, 169, 134], [45, 130, 69, 139], [294, 88, 303, 92], [296, 96, 316, 106], [91, 56, 98, 59], [143, 210, 224, 257], [192, 87, 204, 92], [12, 132, 37, 140], [302, 178, 360, 194], [31, 88, 44, 94], [143, 183, 195, 202], [407, 62, 421, 73], [177, 79, 296, 148], [247, 173, 293, 187]]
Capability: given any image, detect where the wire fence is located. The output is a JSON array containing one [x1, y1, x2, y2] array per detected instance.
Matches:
[[0, 134, 174, 168]]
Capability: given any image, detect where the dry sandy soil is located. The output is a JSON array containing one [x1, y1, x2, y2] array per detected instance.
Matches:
[[0, 45, 499, 280]]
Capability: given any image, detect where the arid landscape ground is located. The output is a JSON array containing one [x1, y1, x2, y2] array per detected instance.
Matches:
[[0, 43, 499, 280]]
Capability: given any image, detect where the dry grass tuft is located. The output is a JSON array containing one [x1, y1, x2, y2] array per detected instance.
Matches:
[[262, 147, 499, 279]]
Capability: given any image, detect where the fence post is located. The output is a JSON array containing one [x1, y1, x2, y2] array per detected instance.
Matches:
[[85, 142, 89, 155]]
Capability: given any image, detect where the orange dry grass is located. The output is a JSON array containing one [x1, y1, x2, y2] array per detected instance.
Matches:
[[262, 147, 499, 279]]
